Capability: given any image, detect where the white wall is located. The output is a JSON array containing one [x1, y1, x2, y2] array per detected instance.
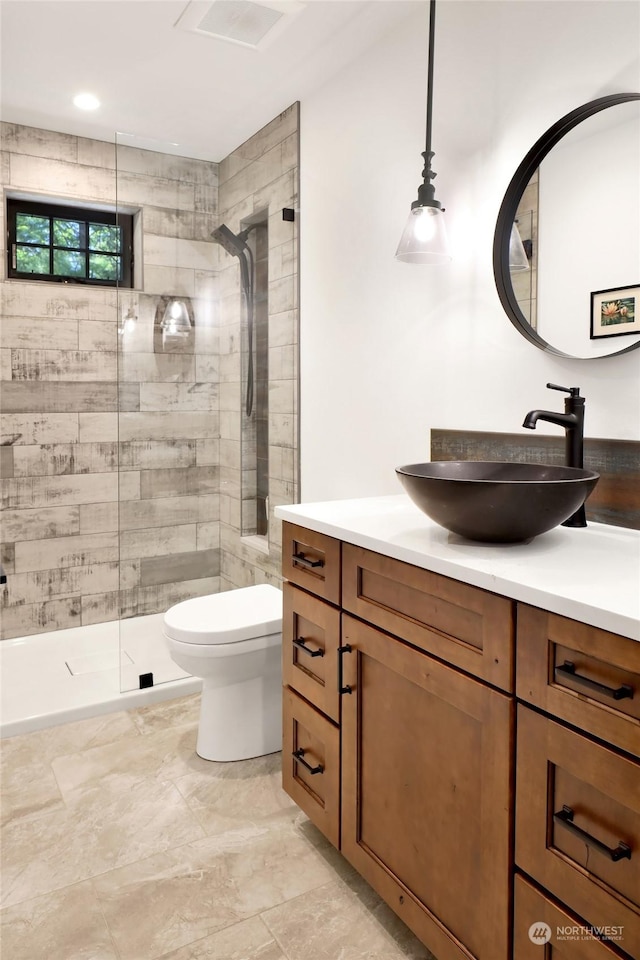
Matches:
[[299, 0, 640, 502]]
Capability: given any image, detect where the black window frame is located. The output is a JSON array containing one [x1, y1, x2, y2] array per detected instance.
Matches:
[[7, 197, 133, 287]]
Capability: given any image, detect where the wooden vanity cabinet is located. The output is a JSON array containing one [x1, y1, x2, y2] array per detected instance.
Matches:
[[280, 520, 639, 960], [281, 522, 515, 960]]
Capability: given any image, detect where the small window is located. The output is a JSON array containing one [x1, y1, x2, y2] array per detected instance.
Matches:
[[7, 198, 133, 287]]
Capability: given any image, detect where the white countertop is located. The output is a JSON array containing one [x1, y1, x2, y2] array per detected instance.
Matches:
[[275, 495, 640, 641]]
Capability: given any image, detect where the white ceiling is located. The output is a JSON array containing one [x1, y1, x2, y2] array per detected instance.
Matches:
[[0, 0, 422, 161]]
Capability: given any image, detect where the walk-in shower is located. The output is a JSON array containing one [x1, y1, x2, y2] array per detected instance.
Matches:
[[1, 103, 299, 737]]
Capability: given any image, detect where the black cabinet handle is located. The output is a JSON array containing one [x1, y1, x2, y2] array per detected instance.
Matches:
[[556, 661, 633, 701], [292, 637, 324, 658], [292, 552, 324, 569], [292, 748, 323, 775], [338, 643, 353, 695], [554, 806, 632, 862]]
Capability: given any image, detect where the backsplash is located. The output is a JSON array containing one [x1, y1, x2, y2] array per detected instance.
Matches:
[[431, 429, 640, 530]]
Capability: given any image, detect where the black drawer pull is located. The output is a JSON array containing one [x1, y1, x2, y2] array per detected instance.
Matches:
[[292, 748, 323, 775], [338, 643, 353, 695], [292, 551, 324, 570], [556, 661, 633, 701], [554, 806, 632, 862], [292, 637, 324, 658]]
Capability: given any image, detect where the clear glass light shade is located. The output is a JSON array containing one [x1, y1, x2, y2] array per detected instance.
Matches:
[[161, 298, 191, 336], [509, 222, 530, 271], [395, 205, 451, 263], [118, 306, 137, 336]]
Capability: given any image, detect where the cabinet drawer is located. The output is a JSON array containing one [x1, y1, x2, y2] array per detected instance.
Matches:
[[283, 583, 340, 723], [514, 875, 625, 959], [282, 686, 340, 847], [516, 705, 640, 959], [342, 543, 514, 691], [282, 522, 341, 604], [517, 605, 640, 758]]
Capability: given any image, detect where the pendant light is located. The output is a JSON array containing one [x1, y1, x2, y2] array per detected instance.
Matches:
[[395, 0, 451, 264], [509, 221, 530, 272]]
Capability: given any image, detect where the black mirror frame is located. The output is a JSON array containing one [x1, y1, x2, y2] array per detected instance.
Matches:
[[493, 92, 640, 360]]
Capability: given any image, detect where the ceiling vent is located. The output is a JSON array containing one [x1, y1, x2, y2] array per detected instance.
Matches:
[[175, 0, 305, 50]]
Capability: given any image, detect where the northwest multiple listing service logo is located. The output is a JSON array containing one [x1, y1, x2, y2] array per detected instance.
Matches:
[[528, 923, 552, 945], [528, 922, 624, 946]]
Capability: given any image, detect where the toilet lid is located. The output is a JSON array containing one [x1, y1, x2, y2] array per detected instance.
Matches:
[[163, 584, 282, 645]]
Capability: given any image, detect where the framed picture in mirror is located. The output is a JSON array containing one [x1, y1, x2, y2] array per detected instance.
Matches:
[[590, 284, 640, 339]]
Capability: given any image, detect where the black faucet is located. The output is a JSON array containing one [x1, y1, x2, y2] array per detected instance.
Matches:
[[523, 382, 587, 527]]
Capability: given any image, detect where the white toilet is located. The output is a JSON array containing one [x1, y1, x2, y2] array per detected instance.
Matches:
[[163, 584, 283, 762]]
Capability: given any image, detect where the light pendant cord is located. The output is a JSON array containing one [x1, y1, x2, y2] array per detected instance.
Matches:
[[413, 0, 440, 212], [425, 0, 435, 161]]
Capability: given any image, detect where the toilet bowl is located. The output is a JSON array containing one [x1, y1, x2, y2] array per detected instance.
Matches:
[[163, 584, 283, 762]]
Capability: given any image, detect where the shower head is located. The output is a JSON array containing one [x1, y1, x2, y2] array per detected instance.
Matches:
[[211, 223, 248, 258]]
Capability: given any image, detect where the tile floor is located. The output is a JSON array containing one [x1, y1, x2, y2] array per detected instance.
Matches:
[[0, 693, 434, 960]]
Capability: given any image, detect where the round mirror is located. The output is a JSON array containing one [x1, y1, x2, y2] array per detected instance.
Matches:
[[493, 94, 640, 359]]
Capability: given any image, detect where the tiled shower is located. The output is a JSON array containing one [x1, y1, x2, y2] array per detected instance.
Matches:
[[0, 105, 299, 706]]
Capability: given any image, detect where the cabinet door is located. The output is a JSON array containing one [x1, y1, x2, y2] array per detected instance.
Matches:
[[514, 875, 625, 960], [282, 686, 340, 847], [340, 614, 513, 960], [515, 705, 640, 960], [283, 582, 340, 722]]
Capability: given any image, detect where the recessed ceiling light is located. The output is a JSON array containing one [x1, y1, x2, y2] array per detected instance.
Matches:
[[73, 92, 100, 111]]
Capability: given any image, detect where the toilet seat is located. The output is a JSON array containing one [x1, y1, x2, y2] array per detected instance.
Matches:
[[163, 583, 282, 646], [166, 631, 281, 660]]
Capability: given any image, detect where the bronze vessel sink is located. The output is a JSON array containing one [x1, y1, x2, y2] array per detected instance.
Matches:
[[396, 461, 599, 543]]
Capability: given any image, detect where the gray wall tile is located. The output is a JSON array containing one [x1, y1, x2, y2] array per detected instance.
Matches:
[[3, 505, 80, 541], [140, 548, 220, 586], [119, 524, 197, 561], [1, 381, 118, 413], [0, 598, 82, 640], [139, 465, 218, 499], [1, 414, 79, 445], [14, 532, 119, 573]]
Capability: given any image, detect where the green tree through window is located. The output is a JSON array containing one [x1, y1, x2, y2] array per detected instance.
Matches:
[[8, 199, 133, 287]]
